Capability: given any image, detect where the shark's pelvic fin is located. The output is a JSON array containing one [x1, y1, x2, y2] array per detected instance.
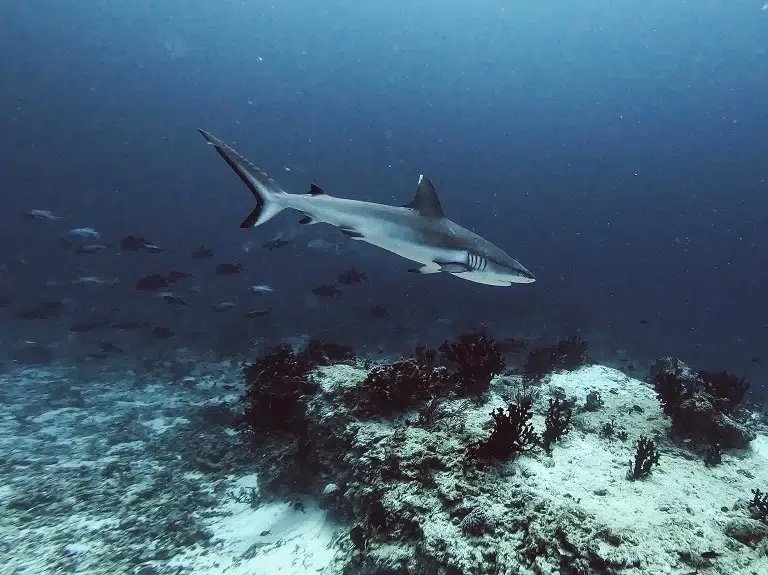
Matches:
[[436, 262, 472, 273], [404, 175, 444, 218], [340, 229, 364, 239], [408, 265, 440, 274], [307, 184, 325, 196]]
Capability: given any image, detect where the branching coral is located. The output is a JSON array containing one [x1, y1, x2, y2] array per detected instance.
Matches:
[[241, 345, 316, 435], [439, 332, 505, 396], [241, 340, 355, 435], [749, 489, 768, 524], [628, 436, 660, 480], [467, 399, 538, 460], [542, 398, 572, 454], [522, 335, 590, 382]]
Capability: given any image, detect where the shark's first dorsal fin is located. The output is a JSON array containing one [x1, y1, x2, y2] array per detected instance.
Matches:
[[404, 175, 444, 218], [308, 184, 325, 196]]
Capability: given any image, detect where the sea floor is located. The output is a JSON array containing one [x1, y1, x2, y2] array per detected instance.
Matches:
[[0, 359, 766, 574]]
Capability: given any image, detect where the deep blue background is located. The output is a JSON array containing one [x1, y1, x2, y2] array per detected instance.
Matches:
[[1, 1, 766, 397]]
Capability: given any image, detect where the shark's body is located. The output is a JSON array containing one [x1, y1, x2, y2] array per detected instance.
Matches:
[[198, 129, 535, 286]]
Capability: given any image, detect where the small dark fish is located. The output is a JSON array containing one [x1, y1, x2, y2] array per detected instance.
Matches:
[[216, 262, 244, 275], [136, 274, 170, 291], [120, 235, 163, 253], [111, 320, 149, 330], [263, 237, 290, 251], [751, 357, 760, 364], [155, 292, 188, 306], [338, 269, 367, 285], [16, 300, 64, 320], [0, 295, 10, 308], [369, 305, 389, 318], [700, 551, 719, 559], [98, 341, 123, 354], [639, 319, 649, 325], [213, 301, 237, 312], [75, 244, 108, 254], [166, 270, 192, 283], [69, 318, 110, 333], [245, 308, 272, 318], [152, 326, 174, 339], [191, 245, 214, 259], [312, 284, 342, 298]]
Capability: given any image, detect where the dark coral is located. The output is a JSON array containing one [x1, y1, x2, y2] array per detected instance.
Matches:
[[241, 340, 356, 435], [439, 332, 505, 396], [241, 345, 316, 435], [303, 339, 356, 366], [749, 489, 768, 524], [467, 399, 537, 460], [650, 357, 755, 451], [542, 398, 573, 454], [349, 348, 457, 417], [698, 370, 750, 413], [628, 436, 660, 480], [522, 335, 590, 382]]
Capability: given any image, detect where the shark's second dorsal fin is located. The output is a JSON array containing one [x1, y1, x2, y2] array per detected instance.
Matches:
[[308, 184, 325, 196], [404, 175, 444, 218]]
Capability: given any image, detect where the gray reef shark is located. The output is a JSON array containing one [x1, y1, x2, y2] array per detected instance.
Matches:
[[198, 129, 535, 287]]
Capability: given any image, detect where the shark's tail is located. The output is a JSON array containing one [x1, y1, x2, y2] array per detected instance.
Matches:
[[198, 129, 287, 228]]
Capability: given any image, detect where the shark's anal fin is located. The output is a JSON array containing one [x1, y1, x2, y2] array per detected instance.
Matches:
[[340, 229, 364, 239], [408, 265, 440, 274]]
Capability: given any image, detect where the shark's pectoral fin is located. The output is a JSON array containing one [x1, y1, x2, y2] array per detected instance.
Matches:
[[299, 214, 316, 225], [340, 229, 364, 239], [408, 265, 440, 274]]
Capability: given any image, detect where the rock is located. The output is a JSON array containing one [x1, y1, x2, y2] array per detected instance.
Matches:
[[724, 518, 768, 545]]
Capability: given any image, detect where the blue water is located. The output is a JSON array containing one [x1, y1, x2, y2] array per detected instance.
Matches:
[[1, 1, 766, 398]]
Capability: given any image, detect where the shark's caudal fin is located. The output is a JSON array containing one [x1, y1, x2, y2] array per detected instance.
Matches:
[[198, 129, 287, 228]]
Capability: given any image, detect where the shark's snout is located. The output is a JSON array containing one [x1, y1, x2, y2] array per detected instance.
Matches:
[[510, 262, 536, 283]]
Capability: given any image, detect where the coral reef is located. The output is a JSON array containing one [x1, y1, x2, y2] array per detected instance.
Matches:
[[522, 335, 590, 382], [467, 399, 538, 460], [439, 332, 505, 396], [542, 398, 573, 454], [650, 357, 755, 450], [345, 349, 457, 417]]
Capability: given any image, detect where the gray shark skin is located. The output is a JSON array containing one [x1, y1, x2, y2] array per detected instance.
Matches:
[[198, 129, 535, 287]]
